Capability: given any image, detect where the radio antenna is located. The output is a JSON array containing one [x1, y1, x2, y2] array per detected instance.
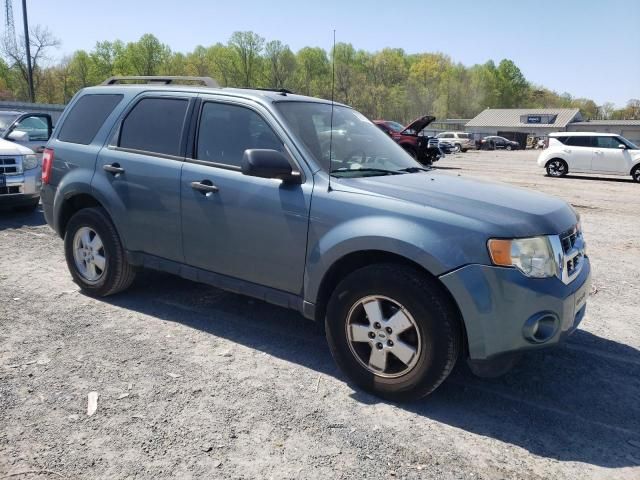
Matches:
[[328, 29, 336, 192]]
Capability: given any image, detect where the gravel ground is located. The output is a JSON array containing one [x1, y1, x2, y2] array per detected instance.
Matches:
[[1, 149, 639, 479]]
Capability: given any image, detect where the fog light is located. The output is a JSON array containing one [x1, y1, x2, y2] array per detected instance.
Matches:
[[523, 312, 559, 343]]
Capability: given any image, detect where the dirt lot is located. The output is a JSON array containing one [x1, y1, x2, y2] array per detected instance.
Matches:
[[1, 149, 639, 479]]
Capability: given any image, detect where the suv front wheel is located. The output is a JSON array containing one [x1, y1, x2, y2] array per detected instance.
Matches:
[[64, 207, 136, 297], [632, 165, 640, 183], [325, 264, 461, 401]]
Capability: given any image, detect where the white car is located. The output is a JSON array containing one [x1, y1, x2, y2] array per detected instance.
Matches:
[[537, 132, 640, 182], [0, 138, 41, 211]]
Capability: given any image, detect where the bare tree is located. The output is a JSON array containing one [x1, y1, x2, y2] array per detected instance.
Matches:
[[1, 25, 60, 100]]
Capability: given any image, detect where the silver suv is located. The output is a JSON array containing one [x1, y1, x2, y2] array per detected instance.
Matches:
[[435, 131, 474, 152]]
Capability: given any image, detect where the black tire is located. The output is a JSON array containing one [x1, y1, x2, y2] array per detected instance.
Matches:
[[632, 165, 640, 183], [64, 207, 136, 297], [453, 143, 462, 153], [546, 158, 568, 177], [325, 264, 461, 401]]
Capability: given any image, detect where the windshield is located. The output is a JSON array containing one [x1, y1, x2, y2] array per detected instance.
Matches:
[[618, 136, 639, 149], [276, 102, 423, 177], [0, 113, 19, 133], [387, 121, 405, 133]]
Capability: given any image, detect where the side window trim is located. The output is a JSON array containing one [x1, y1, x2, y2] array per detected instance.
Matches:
[[108, 93, 194, 160], [188, 99, 305, 181]]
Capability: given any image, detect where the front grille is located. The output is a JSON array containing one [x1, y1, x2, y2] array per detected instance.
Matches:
[[0, 157, 20, 175], [561, 229, 578, 253], [559, 226, 585, 281], [0, 186, 21, 195]]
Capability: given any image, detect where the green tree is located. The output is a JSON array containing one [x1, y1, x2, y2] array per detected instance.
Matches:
[[264, 40, 296, 89], [294, 47, 329, 97], [229, 31, 265, 87]]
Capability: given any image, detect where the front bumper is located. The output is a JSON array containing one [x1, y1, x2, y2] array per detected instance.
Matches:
[[440, 256, 591, 360], [0, 168, 41, 206]]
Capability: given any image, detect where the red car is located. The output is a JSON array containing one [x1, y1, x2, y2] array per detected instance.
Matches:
[[373, 116, 441, 165]]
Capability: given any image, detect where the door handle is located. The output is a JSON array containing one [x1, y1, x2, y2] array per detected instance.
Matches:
[[191, 180, 219, 195], [563, 149, 572, 153], [103, 163, 125, 175]]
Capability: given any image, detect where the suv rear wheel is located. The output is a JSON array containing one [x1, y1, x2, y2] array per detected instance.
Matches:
[[632, 165, 640, 183], [546, 159, 568, 177], [325, 264, 461, 401], [64, 207, 136, 297]]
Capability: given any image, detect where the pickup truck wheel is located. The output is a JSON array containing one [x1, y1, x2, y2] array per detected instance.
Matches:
[[632, 165, 640, 183], [546, 159, 568, 177], [453, 143, 461, 153], [325, 264, 460, 401], [64, 207, 136, 297]]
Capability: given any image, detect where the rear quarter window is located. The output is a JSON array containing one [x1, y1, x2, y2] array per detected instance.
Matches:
[[552, 136, 569, 144], [57, 94, 123, 145]]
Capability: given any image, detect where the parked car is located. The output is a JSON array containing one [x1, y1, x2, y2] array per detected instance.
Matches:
[[480, 136, 520, 150], [0, 137, 41, 211], [435, 131, 474, 152], [374, 117, 442, 165], [0, 110, 53, 155], [42, 76, 590, 400], [537, 132, 640, 181]]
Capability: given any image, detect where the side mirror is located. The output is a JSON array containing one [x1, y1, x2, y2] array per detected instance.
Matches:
[[6, 130, 29, 142], [241, 149, 301, 183], [618, 144, 627, 149]]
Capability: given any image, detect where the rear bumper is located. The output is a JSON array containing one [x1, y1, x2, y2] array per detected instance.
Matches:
[[440, 257, 591, 361]]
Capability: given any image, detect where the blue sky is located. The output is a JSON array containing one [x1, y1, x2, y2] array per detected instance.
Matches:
[[21, 0, 640, 107]]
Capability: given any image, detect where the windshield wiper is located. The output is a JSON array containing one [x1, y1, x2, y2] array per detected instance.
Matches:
[[330, 168, 403, 176], [397, 166, 431, 173]]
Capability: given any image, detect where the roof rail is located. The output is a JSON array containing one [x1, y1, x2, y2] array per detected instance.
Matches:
[[101, 76, 219, 88], [235, 87, 294, 96]]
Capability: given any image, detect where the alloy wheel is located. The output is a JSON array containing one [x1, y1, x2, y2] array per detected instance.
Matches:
[[72, 227, 106, 283], [345, 295, 422, 378], [547, 160, 566, 177]]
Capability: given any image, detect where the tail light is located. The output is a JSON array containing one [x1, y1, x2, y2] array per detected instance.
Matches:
[[544, 137, 549, 149], [42, 148, 54, 184]]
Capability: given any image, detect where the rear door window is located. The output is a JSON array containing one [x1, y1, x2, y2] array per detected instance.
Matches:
[[119, 97, 189, 156], [58, 94, 123, 145], [195, 102, 284, 168], [566, 136, 593, 147]]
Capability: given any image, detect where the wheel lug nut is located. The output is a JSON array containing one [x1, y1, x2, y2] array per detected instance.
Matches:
[[387, 340, 394, 347], [368, 332, 376, 339], [376, 342, 383, 350], [386, 327, 392, 334], [374, 322, 381, 329]]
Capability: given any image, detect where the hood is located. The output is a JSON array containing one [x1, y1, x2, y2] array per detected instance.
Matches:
[[335, 171, 577, 237], [402, 115, 435, 135], [0, 138, 34, 155]]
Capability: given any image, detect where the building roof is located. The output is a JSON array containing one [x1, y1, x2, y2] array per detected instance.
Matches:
[[570, 120, 640, 126], [466, 108, 581, 128]]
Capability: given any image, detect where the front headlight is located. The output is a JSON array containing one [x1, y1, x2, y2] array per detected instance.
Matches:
[[488, 236, 557, 278], [23, 154, 38, 170]]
